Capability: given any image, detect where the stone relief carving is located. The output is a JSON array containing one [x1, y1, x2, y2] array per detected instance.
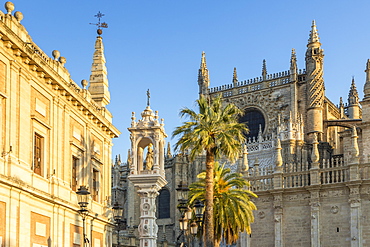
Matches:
[[320, 189, 344, 198], [258, 211, 266, 219], [330, 205, 339, 214], [285, 193, 310, 201], [274, 215, 281, 222], [349, 187, 360, 195], [273, 194, 283, 208]]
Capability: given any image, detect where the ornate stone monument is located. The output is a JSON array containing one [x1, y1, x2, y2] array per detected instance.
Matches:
[[128, 91, 167, 247]]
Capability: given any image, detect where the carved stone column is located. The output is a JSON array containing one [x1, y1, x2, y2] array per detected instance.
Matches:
[[137, 189, 160, 247]]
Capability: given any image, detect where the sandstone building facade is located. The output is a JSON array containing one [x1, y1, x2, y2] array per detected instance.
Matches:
[[113, 21, 370, 247], [0, 2, 119, 246]]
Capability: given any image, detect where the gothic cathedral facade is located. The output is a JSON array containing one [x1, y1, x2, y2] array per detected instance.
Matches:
[[113, 22, 370, 246]]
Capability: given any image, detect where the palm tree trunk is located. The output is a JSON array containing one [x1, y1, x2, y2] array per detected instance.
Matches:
[[204, 150, 214, 247]]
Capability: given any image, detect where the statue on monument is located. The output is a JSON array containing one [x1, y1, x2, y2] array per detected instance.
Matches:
[[145, 143, 154, 170]]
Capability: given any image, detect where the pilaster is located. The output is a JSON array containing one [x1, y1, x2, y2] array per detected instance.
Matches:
[[348, 185, 361, 247], [349, 126, 360, 181], [309, 189, 320, 247], [273, 193, 283, 247]]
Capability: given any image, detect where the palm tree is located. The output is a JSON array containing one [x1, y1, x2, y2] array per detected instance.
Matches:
[[189, 163, 257, 247], [173, 95, 248, 246]]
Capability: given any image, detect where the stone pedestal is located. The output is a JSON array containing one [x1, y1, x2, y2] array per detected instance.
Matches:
[[129, 174, 167, 247]]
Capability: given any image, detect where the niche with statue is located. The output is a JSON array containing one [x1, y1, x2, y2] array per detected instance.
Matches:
[[128, 104, 167, 177]]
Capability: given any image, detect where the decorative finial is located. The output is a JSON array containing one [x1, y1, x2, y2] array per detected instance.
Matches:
[[14, 11, 23, 22], [262, 59, 267, 80], [364, 59, 370, 100], [291, 48, 296, 56], [201, 51, 206, 65], [233, 67, 238, 85], [290, 48, 297, 65], [311, 133, 320, 165], [352, 126, 359, 159], [52, 50, 60, 61], [90, 11, 108, 36], [166, 142, 172, 158], [339, 97, 344, 107], [127, 149, 132, 166], [58, 57, 66, 67], [147, 89, 151, 106], [308, 20, 320, 44], [81, 79, 88, 89], [4, 2, 14, 15], [348, 76, 359, 105]]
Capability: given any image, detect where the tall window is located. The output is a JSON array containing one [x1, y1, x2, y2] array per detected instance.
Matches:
[[33, 133, 43, 176], [239, 108, 265, 138], [92, 169, 99, 201], [72, 157, 78, 191], [158, 189, 170, 219]]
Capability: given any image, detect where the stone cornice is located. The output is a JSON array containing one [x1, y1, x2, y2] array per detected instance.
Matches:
[[0, 12, 120, 138]]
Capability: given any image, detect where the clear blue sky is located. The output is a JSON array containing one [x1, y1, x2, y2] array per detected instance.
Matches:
[[13, 0, 370, 161]]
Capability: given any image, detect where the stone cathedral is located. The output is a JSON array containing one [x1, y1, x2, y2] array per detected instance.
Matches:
[[113, 21, 370, 247]]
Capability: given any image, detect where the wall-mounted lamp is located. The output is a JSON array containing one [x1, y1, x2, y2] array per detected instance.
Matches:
[[2, 144, 12, 157]]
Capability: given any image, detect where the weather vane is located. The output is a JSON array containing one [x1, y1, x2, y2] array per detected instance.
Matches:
[[90, 11, 108, 36]]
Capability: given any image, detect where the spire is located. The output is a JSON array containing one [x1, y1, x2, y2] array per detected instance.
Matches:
[[347, 77, 360, 119], [166, 142, 172, 159], [290, 48, 297, 82], [348, 77, 359, 106], [308, 20, 320, 46], [88, 36, 110, 107], [339, 97, 345, 118], [198, 51, 210, 96], [305, 21, 325, 138], [232, 67, 238, 87], [262, 59, 267, 80], [364, 59, 370, 100]]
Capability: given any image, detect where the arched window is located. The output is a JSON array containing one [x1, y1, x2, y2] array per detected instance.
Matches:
[[158, 188, 170, 219], [239, 108, 265, 138]]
